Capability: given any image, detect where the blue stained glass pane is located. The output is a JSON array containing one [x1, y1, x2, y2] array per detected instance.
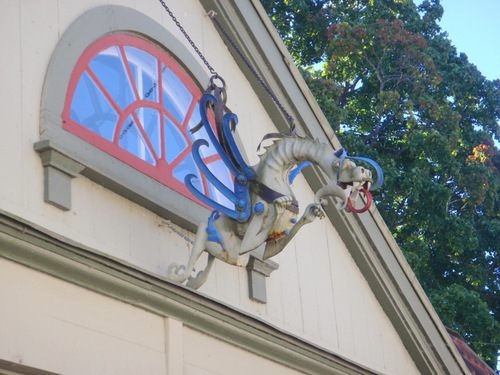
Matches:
[[88, 46, 135, 109], [70, 71, 118, 141], [68, 37, 238, 209], [162, 65, 193, 124], [119, 116, 156, 165], [207, 159, 234, 209], [123, 46, 159, 102], [173, 154, 204, 194], [187, 103, 216, 158], [136, 108, 161, 158], [164, 115, 187, 164]]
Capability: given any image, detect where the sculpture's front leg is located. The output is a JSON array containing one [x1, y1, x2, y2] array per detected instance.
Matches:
[[167, 218, 229, 289], [167, 221, 210, 284], [263, 202, 325, 259]]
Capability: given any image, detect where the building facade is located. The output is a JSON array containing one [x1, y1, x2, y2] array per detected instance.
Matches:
[[0, 1, 471, 374]]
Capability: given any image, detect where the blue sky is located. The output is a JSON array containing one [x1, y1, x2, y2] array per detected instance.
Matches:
[[438, 0, 500, 148], [438, 0, 500, 81]]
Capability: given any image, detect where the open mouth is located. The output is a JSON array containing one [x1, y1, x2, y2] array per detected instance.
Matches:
[[314, 177, 374, 213], [338, 180, 373, 213], [338, 179, 372, 192]]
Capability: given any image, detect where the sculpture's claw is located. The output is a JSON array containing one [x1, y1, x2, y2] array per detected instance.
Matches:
[[313, 204, 326, 220], [167, 263, 189, 284], [274, 195, 293, 208], [273, 195, 293, 216], [186, 255, 215, 290], [303, 203, 326, 224]]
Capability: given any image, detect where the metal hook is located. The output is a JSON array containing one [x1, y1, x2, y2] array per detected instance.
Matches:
[[210, 74, 226, 90]]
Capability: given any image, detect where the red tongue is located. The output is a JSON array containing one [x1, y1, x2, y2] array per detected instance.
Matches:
[[347, 189, 372, 213]]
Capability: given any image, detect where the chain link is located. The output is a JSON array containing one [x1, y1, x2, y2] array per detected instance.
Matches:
[[160, 220, 195, 245], [209, 14, 295, 127], [157, 0, 217, 76]]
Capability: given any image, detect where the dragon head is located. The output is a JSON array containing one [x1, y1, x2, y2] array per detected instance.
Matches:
[[315, 157, 375, 212], [337, 158, 373, 207]]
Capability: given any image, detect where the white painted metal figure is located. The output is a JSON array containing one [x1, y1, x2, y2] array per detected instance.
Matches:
[[168, 129, 376, 289]]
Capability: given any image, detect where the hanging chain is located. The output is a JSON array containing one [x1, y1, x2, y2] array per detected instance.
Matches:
[[157, 0, 295, 129], [160, 220, 195, 245], [209, 13, 295, 128], [157, 0, 218, 77]]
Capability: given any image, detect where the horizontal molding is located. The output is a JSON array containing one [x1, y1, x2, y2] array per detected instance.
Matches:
[[0, 210, 381, 375], [0, 358, 60, 375]]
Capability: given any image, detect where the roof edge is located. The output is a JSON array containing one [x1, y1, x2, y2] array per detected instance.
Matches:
[[202, 1, 471, 374]]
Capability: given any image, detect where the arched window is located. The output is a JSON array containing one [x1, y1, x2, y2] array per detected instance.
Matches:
[[62, 34, 232, 208]]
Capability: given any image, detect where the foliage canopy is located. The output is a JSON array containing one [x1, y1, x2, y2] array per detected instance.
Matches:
[[261, 0, 500, 368]]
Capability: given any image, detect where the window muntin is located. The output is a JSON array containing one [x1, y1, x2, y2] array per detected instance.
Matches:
[[62, 34, 233, 207]]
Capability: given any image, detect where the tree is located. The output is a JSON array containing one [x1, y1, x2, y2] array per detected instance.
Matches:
[[261, 0, 500, 368]]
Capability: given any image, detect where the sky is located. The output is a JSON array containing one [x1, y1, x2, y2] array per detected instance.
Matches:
[[437, 0, 500, 149], [438, 0, 500, 81]]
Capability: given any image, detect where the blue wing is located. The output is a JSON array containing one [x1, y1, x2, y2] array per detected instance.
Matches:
[[185, 93, 255, 223]]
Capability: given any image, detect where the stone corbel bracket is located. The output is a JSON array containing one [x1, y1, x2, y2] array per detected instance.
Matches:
[[246, 250, 279, 303], [34, 140, 84, 211]]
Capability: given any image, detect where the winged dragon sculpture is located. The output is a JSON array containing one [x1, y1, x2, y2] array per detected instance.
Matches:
[[167, 92, 383, 289]]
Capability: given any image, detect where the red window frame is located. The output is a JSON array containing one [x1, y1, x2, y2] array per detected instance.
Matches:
[[62, 34, 229, 206]]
